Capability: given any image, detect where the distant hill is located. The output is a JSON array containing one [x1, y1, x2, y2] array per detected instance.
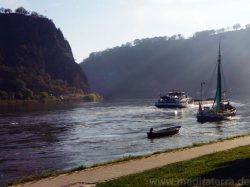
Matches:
[[81, 27, 250, 99], [0, 8, 89, 100]]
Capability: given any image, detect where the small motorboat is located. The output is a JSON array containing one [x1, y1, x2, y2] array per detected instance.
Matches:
[[147, 125, 181, 139]]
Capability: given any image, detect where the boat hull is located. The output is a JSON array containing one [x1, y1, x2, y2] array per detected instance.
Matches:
[[155, 91, 192, 109], [147, 126, 181, 139], [155, 102, 187, 108], [197, 109, 236, 123]]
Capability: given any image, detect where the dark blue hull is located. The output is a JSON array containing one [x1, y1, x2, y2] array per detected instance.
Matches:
[[147, 126, 181, 139]]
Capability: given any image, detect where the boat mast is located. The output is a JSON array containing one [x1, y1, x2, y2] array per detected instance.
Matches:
[[214, 40, 222, 112]]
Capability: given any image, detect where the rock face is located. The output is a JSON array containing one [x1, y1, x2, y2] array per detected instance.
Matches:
[[81, 28, 250, 99], [0, 12, 89, 99]]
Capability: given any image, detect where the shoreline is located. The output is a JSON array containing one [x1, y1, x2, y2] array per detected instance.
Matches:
[[0, 93, 103, 106], [9, 133, 250, 187]]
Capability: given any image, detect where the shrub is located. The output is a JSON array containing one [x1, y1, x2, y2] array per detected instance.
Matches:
[[0, 90, 8, 100], [40, 92, 48, 99], [23, 88, 34, 99]]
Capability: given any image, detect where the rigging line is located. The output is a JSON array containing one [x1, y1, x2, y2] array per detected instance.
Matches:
[[203, 61, 217, 99], [221, 62, 229, 100]]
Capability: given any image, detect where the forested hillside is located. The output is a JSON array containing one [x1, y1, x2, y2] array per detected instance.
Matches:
[[81, 26, 250, 99], [0, 7, 89, 100]]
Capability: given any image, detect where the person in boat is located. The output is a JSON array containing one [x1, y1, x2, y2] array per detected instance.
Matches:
[[150, 128, 153, 133]]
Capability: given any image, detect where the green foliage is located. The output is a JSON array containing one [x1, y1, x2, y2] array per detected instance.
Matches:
[[81, 27, 250, 99], [40, 92, 49, 99], [16, 79, 26, 90], [83, 93, 103, 102], [22, 87, 34, 99], [0, 90, 8, 99], [0, 11, 89, 100], [30, 11, 39, 17], [15, 7, 29, 15]]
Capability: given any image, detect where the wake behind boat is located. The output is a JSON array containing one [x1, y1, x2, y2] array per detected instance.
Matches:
[[155, 91, 193, 108], [197, 40, 236, 123]]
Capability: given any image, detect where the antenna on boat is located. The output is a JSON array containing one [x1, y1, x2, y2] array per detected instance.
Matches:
[[218, 38, 221, 65], [200, 81, 205, 101]]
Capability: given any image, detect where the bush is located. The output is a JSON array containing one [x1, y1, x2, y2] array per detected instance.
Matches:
[[0, 90, 8, 100], [83, 93, 103, 102], [23, 88, 34, 99], [16, 79, 26, 90], [40, 92, 48, 99]]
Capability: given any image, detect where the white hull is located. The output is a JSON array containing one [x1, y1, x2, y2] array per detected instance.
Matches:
[[155, 91, 192, 109]]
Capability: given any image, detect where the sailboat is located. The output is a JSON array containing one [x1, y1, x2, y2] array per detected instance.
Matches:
[[196, 41, 236, 122]]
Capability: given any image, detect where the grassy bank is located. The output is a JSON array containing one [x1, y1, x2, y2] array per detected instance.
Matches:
[[6, 134, 250, 187], [98, 145, 250, 187]]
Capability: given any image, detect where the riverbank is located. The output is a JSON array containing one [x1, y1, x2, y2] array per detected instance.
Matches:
[[0, 93, 103, 106], [11, 134, 250, 187], [99, 144, 250, 187]]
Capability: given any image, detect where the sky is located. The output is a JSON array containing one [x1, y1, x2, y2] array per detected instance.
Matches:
[[1, 0, 250, 63]]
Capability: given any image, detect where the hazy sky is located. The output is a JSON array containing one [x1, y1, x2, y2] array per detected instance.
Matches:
[[1, 0, 250, 62]]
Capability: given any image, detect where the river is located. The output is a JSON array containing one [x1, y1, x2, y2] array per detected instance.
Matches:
[[0, 99, 249, 185]]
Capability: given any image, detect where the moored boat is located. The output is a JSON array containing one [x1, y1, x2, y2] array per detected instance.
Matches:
[[147, 125, 181, 139], [196, 40, 236, 123], [155, 91, 192, 108]]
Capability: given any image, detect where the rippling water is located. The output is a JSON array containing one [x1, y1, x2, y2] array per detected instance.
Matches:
[[0, 99, 250, 185]]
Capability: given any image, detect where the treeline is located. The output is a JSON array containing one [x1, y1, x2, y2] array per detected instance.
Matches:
[[0, 64, 84, 100], [81, 26, 250, 99], [89, 23, 249, 59], [0, 6, 45, 18]]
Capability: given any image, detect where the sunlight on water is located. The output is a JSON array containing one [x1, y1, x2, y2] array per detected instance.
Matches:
[[0, 99, 249, 185]]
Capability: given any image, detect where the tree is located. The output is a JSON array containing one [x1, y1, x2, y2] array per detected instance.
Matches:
[[0, 7, 4, 13], [245, 24, 250, 29], [16, 79, 26, 90], [4, 8, 12, 13], [31, 11, 39, 17], [133, 39, 142, 46], [0, 90, 8, 100], [15, 7, 28, 15], [216, 28, 225, 34], [169, 35, 177, 40], [194, 30, 215, 37], [177, 34, 184, 39], [233, 24, 241, 30], [23, 88, 34, 99], [124, 42, 132, 47]]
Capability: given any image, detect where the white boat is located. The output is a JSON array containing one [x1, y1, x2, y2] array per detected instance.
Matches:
[[155, 91, 193, 108]]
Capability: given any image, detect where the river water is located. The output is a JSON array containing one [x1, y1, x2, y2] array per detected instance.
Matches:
[[0, 99, 249, 185]]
